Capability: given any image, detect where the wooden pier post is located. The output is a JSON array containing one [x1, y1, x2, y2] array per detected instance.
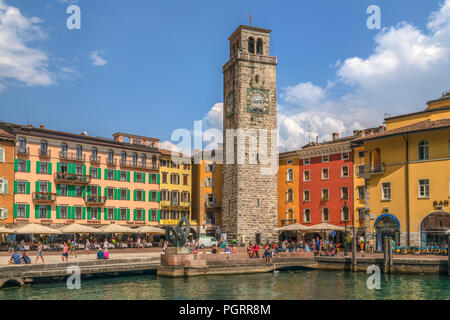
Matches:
[[352, 237, 357, 271]]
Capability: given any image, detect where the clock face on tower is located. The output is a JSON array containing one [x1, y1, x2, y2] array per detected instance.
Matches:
[[225, 91, 235, 118], [247, 88, 269, 114]]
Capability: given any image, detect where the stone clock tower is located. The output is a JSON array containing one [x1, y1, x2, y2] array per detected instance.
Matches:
[[222, 25, 278, 244]]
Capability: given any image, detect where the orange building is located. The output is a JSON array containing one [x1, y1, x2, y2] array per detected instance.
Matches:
[[1, 122, 161, 228], [192, 148, 223, 237], [278, 151, 301, 227], [0, 129, 15, 225]]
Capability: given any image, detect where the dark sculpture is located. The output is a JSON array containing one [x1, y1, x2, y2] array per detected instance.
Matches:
[[165, 216, 190, 247]]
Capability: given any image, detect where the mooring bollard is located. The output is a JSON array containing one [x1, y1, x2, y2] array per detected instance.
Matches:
[[352, 237, 357, 271], [383, 237, 389, 273], [388, 237, 393, 272], [447, 237, 449, 276]]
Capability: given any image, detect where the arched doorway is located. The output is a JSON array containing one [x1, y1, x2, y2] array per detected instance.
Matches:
[[374, 214, 400, 251], [420, 211, 449, 247]]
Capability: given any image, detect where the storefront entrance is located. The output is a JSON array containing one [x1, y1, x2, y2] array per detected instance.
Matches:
[[420, 211, 449, 247], [374, 214, 400, 251]]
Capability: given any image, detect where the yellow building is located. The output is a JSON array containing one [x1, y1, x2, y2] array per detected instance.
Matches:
[[192, 149, 223, 237], [353, 92, 450, 250], [159, 149, 195, 234]]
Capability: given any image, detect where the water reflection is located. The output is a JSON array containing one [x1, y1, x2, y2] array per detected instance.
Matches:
[[0, 270, 448, 300]]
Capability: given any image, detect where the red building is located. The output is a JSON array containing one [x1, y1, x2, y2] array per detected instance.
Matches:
[[298, 133, 354, 240]]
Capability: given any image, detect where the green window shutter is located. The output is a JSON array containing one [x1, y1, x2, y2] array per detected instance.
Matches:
[[143, 173, 146, 183], [35, 205, 39, 219], [35, 181, 39, 192], [127, 209, 130, 221], [157, 174, 160, 184], [157, 191, 161, 202], [142, 211, 145, 221], [25, 204, 30, 218], [114, 170, 118, 181], [97, 210, 101, 221], [82, 207, 86, 220], [14, 181, 17, 194], [134, 172, 137, 182], [87, 185, 91, 196], [46, 205, 51, 219], [14, 159, 18, 172], [127, 189, 130, 201], [48, 162, 52, 174], [114, 189, 118, 200], [114, 208, 118, 220], [83, 165, 86, 175], [87, 207, 91, 220], [57, 162, 61, 173], [26, 160, 31, 173], [13, 204, 17, 218], [142, 191, 145, 202], [148, 173, 152, 184], [104, 208, 108, 220], [26, 182, 30, 194], [104, 169, 108, 180], [104, 188, 107, 197], [82, 187, 86, 198], [36, 161, 40, 173], [157, 210, 160, 221], [148, 210, 152, 221], [133, 190, 136, 201], [98, 168, 101, 179], [127, 171, 130, 182], [133, 209, 136, 221], [47, 182, 51, 193], [97, 186, 101, 196], [57, 184, 60, 196], [56, 206, 60, 219]]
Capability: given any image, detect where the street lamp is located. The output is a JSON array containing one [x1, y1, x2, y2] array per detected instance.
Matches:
[[343, 198, 348, 257]]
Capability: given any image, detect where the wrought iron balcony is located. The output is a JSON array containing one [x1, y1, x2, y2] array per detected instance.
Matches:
[[281, 219, 297, 227], [54, 172, 91, 185], [85, 195, 106, 206], [120, 160, 159, 170], [356, 163, 385, 178], [60, 151, 85, 162], [90, 155, 101, 163], [16, 147, 29, 156], [106, 157, 117, 165], [33, 192, 56, 203], [38, 148, 51, 157]]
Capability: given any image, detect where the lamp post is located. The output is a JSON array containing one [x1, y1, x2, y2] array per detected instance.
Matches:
[[343, 198, 348, 257]]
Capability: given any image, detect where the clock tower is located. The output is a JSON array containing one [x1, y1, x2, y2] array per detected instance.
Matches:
[[222, 25, 278, 244]]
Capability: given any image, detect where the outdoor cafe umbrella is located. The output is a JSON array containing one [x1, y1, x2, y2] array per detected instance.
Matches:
[[14, 223, 62, 234], [135, 226, 165, 234], [0, 226, 13, 233], [446, 230, 450, 235], [275, 223, 310, 232], [305, 223, 346, 232], [98, 224, 137, 234], [58, 223, 99, 234]]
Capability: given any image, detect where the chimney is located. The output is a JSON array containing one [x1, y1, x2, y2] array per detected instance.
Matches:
[[39, 124, 44, 128], [332, 132, 339, 141]]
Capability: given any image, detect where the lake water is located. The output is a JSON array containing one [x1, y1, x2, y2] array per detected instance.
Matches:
[[0, 269, 448, 300]]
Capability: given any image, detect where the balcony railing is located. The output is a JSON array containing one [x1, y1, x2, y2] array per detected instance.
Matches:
[[281, 219, 297, 227], [120, 160, 159, 170], [60, 152, 85, 162], [356, 163, 385, 178], [90, 155, 101, 163], [16, 147, 29, 156], [106, 157, 117, 165], [38, 148, 51, 157], [85, 195, 106, 206], [205, 201, 220, 209], [54, 172, 91, 185], [33, 192, 56, 203]]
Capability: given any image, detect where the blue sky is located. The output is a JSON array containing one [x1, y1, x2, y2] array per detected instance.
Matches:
[[1, 0, 449, 151]]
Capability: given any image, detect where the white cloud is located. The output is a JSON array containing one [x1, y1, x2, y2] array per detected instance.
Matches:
[[0, 0, 54, 89], [159, 140, 183, 153], [89, 50, 107, 67], [278, 0, 450, 151]]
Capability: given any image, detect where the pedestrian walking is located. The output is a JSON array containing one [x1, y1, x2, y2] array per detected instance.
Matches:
[[62, 241, 69, 262], [35, 241, 44, 264]]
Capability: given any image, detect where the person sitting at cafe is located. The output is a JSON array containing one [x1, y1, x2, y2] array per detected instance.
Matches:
[[103, 249, 110, 259], [225, 244, 231, 253], [97, 248, 104, 260], [21, 251, 31, 264], [211, 244, 219, 254], [8, 251, 22, 265]]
